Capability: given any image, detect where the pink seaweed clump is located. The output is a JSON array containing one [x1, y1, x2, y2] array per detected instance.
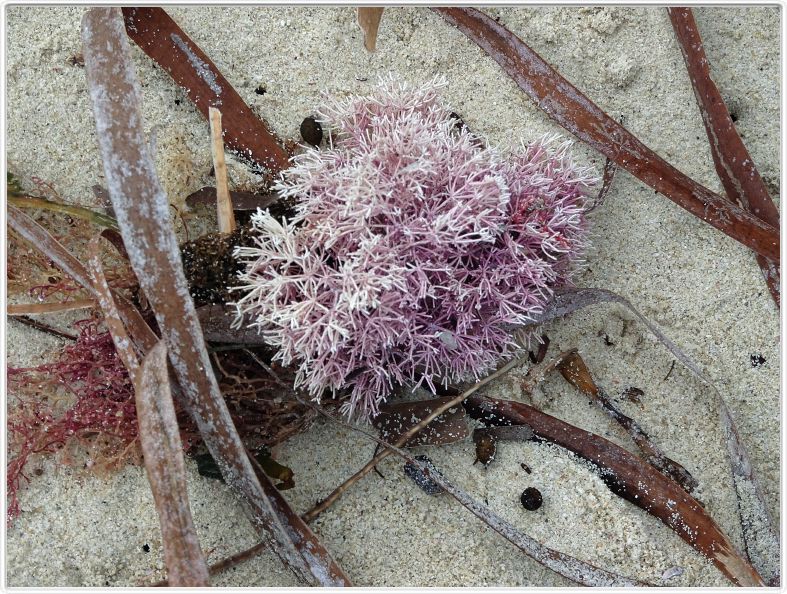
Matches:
[[234, 78, 597, 418]]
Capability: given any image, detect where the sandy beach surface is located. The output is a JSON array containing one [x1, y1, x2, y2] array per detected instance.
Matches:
[[5, 6, 780, 587]]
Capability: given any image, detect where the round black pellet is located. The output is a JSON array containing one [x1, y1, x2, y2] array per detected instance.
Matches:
[[520, 487, 542, 511], [300, 116, 323, 147]]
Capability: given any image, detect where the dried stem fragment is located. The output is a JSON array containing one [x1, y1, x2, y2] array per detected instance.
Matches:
[[208, 108, 236, 234]]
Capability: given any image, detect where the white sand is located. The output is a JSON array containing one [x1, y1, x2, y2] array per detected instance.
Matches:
[[5, 6, 780, 587]]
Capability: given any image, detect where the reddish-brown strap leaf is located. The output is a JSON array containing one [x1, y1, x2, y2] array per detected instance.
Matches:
[[81, 9, 350, 585], [432, 8, 779, 263], [464, 394, 764, 587], [137, 341, 210, 586], [668, 7, 780, 307], [121, 7, 289, 173]]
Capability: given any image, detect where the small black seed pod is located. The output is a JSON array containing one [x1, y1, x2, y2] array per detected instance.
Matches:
[[300, 116, 323, 147], [520, 486, 543, 511]]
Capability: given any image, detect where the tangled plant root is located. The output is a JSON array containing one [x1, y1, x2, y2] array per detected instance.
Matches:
[[235, 77, 598, 418]]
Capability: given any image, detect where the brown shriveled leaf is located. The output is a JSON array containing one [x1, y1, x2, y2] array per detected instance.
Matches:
[[373, 395, 470, 447], [532, 287, 779, 582], [668, 7, 780, 307], [432, 8, 779, 263], [304, 399, 647, 587], [557, 351, 698, 494], [357, 8, 384, 51], [121, 7, 289, 174], [137, 341, 210, 586], [185, 186, 280, 213], [464, 394, 763, 587], [81, 9, 349, 585]]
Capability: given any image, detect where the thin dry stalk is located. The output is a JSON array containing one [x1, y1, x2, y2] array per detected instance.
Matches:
[[7, 300, 97, 315], [9, 316, 78, 341], [301, 355, 525, 522], [208, 107, 236, 234], [151, 542, 268, 587]]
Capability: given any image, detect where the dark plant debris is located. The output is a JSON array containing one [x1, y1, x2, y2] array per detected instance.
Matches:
[[403, 455, 445, 495], [300, 116, 323, 147]]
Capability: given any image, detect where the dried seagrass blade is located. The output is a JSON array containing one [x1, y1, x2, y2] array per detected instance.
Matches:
[[89, 239, 208, 584], [8, 194, 119, 230], [587, 158, 618, 213], [464, 394, 764, 587], [432, 8, 779, 263], [556, 350, 698, 494], [137, 341, 210, 586], [528, 286, 779, 583], [373, 395, 470, 447], [81, 8, 350, 586], [121, 7, 289, 173], [7, 300, 97, 315], [87, 237, 143, 382], [668, 7, 781, 307], [357, 8, 384, 51], [303, 398, 648, 587]]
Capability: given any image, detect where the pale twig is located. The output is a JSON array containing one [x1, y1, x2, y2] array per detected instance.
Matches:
[[301, 356, 526, 522], [208, 107, 236, 234]]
